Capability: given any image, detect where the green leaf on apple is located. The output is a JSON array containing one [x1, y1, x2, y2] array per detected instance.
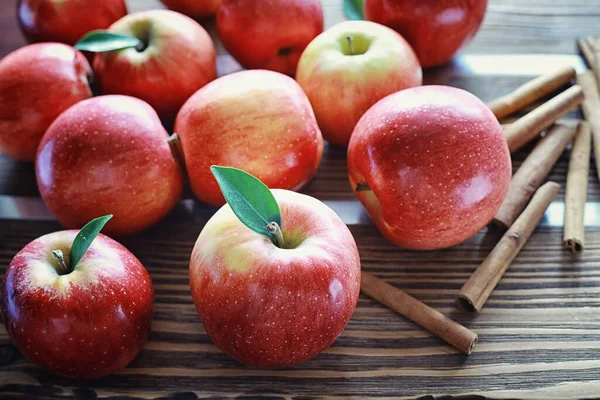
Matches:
[[211, 166, 282, 244], [75, 30, 143, 53], [344, 0, 364, 20], [69, 214, 113, 270]]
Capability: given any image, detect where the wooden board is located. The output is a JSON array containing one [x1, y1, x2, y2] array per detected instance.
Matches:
[[2, 0, 600, 399]]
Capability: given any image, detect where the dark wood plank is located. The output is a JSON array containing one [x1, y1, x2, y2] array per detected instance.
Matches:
[[1, 220, 600, 398]]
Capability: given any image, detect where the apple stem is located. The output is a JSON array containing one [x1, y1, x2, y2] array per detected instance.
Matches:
[[52, 250, 69, 275], [356, 182, 372, 192], [267, 222, 285, 249], [168, 133, 187, 174], [346, 36, 354, 56]]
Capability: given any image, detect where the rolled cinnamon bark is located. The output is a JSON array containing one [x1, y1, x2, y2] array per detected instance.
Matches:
[[488, 66, 576, 120], [564, 123, 591, 254], [361, 271, 477, 355], [494, 124, 577, 228], [457, 182, 560, 313], [576, 71, 600, 182], [504, 85, 584, 152], [578, 37, 600, 88]]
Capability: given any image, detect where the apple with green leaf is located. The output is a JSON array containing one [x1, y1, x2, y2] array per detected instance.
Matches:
[[36, 95, 184, 236], [75, 10, 216, 121], [189, 166, 361, 366], [296, 20, 422, 147], [1, 215, 154, 379], [216, 0, 324, 76], [18, 0, 127, 45], [0, 43, 92, 161]]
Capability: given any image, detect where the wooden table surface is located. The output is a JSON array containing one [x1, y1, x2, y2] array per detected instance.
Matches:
[[2, 1, 600, 399]]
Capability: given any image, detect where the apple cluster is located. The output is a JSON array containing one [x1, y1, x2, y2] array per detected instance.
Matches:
[[1, 0, 505, 381]]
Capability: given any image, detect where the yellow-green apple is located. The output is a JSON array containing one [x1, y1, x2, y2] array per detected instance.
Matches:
[[159, 0, 221, 19], [297, 20, 422, 147], [18, 0, 127, 45], [0, 43, 92, 161], [36, 95, 184, 236], [190, 178, 361, 366], [1, 219, 153, 378], [216, 0, 323, 76], [90, 10, 216, 121], [174, 69, 324, 206], [364, 0, 487, 68], [348, 85, 511, 250]]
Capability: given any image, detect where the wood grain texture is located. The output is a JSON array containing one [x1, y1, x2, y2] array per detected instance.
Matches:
[[2, 220, 600, 399], [2, 0, 600, 399]]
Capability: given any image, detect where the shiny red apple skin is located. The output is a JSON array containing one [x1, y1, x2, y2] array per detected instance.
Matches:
[[36, 95, 184, 236], [93, 10, 217, 121], [17, 0, 127, 45], [0, 43, 92, 161], [190, 189, 361, 366], [217, 0, 324, 76], [1, 230, 153, 379], [296, 20, 422, 147], [348, 85, 511, 250], [159, 0, 221, 19], [364, 0, 487, 68], [175, 69, 324, 206]]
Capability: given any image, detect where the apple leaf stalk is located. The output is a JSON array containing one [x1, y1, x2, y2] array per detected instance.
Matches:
[[75, 30, 143, 53], [210, 166, 284, 248], [343, 0, 364, 21], [52, 214, 113, 274]]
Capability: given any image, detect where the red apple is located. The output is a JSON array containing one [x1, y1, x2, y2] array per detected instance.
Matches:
[[0, 43, 92, 161], [190, 189, 361, 366], [297, 20, 422, 147], [92, 10, 217, 121], [159, 0, 221, 19], [364, 0, 487, 68], [216, 0, 323, 76], [36, 95, 184, 236], [1, 229, 153, 378], [175, 69, 324, 206], [348, 86, 511, 250], [17, 0, 127, 45]]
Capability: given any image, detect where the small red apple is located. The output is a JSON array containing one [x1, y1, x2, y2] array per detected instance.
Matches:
[[348, 85, 511, 250], [0, 43, 92, 161], [175, 69, 324, 206], [17, 0, 127, 45], [190, 187, 361, 366], [216, 0, 324, 76], [36, 95, 184, 236], [297, 20, 422, 147], [92, 10, 217, 121], [1, 223, 153, 379], [364, 0, 487, 68], [159, 0, 221, 19]]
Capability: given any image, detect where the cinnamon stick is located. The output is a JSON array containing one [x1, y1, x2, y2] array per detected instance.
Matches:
[[494, 124, 576, 228], [361, 271, 477, 355], [457, 182, 560, 313], [576, 71, 600, 181], [504, 85, 584, 152], [487, 66, 576, 120], [577, 37, 600, 89], [564, 123, 591, 254]]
